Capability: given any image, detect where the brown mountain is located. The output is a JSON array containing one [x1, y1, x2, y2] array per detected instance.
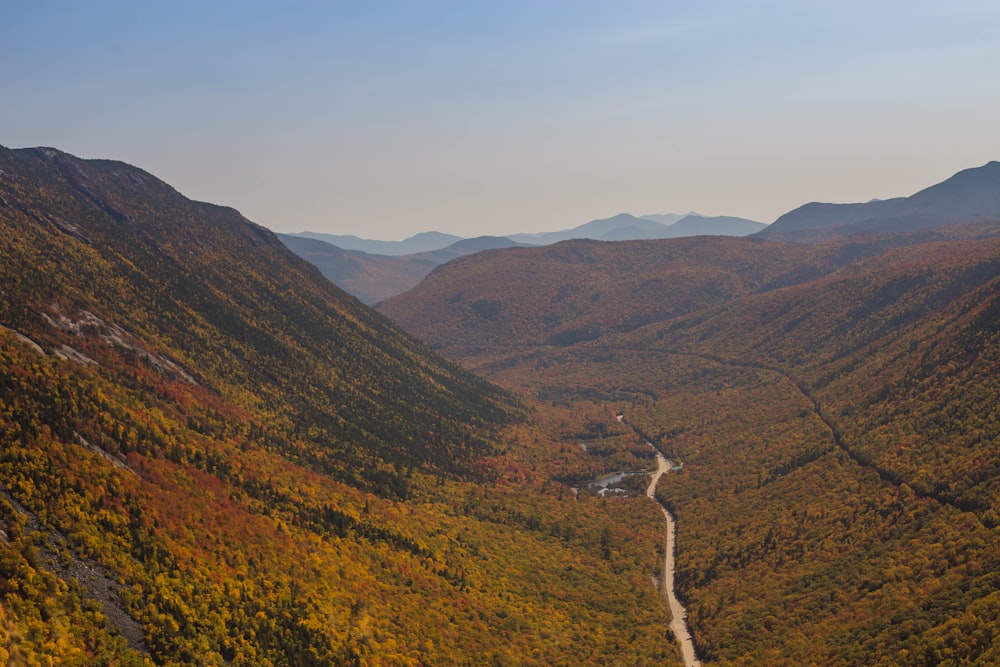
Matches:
[[380, 214, 1000, 663], [759, 160, 1000, 241], [378, 234, 899, 357], [0, 146, 677, 664]]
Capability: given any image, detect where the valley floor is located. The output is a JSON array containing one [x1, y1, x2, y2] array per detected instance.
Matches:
[[644, 448, 701, 667]]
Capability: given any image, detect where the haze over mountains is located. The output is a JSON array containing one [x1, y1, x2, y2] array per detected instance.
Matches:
[[503, 212, 765, 245], [282, 212, 765, 303], [5, 145, 1000, 665], [292, 211, 765, 255], [282, 161, 1000, 306], [761, 160, 1000, 241], [294, 230, 464, 256]]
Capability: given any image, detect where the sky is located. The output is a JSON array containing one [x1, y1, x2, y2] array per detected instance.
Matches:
[[4, 1, 1000, 239]]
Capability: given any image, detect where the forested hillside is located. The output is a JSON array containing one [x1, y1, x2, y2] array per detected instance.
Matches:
[[384, 218, 1000, 664], [0, 146, 512, 492], [0, 147, 679, 665], [378, 236, 857, 353], [619, 235, 1000, 664], [379, 226, 1000, 360]]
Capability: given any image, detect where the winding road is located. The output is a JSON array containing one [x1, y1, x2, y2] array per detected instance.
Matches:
[[646, 452, 700, 667]]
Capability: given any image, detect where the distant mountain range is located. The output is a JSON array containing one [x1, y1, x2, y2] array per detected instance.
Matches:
[[284, 162, 1000, 303], [759, 160, 1000, 241], [506, 212, 765, 244], [294, 230, 463, 255], [638, 212, 687, 226], [289, 211, 764, 256], [277, 233, 521, 304], [282, 212, 765, 302]]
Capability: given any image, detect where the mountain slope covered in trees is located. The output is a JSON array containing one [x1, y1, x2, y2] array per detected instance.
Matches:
[[0, 146, 512, 490], [378, 234, 909, 355], [0, 146, 679, 665], [611, 234, 1000, 663], [382, 215, 1000, 664]]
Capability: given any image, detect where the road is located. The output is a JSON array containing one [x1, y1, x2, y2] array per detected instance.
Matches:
[[643, 441, 701, 667]]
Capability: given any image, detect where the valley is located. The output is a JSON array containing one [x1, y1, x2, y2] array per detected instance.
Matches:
[[379, 168, 1000, 664], [0, 147, 681, 665], [3, 146, 1000, 665], [6, 0, 1000, 663], [641, 432, 700, 667]]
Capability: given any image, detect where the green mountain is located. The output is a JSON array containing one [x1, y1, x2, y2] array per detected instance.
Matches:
[[0, 146, 678, 665]]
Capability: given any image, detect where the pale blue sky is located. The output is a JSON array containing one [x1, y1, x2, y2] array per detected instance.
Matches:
[[4, 1, 999, 238]]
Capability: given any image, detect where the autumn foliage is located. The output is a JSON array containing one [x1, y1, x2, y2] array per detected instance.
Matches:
[[389, 220, 1000, 665], [0, 147, 679, 665]]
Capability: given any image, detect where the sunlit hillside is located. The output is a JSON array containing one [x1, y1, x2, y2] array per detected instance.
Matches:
[[384, 213, 1000, 665], [0, 146, 680, 665]]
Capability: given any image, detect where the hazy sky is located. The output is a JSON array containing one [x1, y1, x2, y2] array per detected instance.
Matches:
[[4, 1, 1000, 239]]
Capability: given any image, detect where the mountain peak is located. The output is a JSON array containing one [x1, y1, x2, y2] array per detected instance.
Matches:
[[760, 161, 1000, 241]]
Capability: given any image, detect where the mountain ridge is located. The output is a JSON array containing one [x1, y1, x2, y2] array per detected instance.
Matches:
[[0, 145, 684, 664], [0, 145, 514, 487], [381, 217, 1000, 664], [760, 160, 1000, 241], [377, 234, 873, 353], [278, 233, 522, 304], [285, 213, 764, 302]]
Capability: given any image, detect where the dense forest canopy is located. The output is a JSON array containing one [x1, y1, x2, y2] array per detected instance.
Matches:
[[0, 146, 678, 665], [5, 144, 1000, 665], [385, 208, 1000, 665]]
